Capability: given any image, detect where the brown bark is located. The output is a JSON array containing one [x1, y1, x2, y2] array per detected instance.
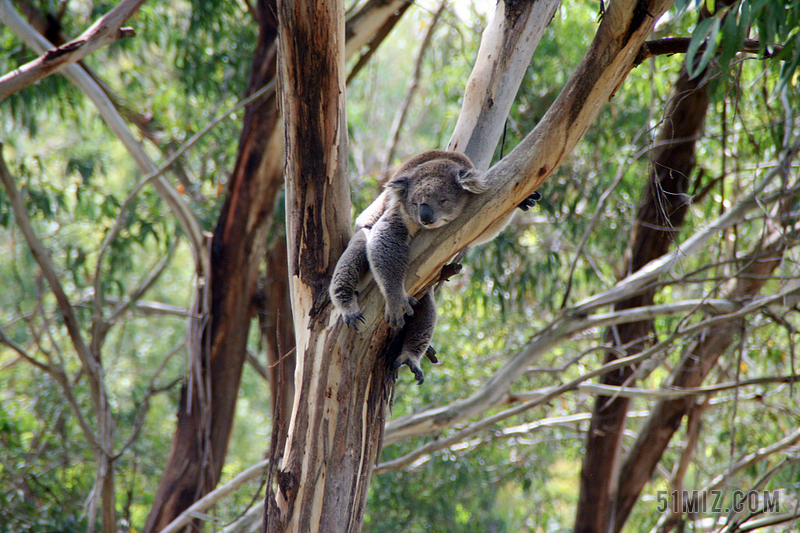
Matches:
[[266, 2, 386, 532], [346, 0, 412, 85], [612, 218, 790, 532], [145, 2, 415, 529], [0, 0, 142, 101], [259, 234, 296, 451], [266, 0, 676, 530], [574, 60, 710, 533], [142, 1, 283, 530]]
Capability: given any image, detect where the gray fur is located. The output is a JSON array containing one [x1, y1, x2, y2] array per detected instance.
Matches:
[[329, 150, 540, 383]]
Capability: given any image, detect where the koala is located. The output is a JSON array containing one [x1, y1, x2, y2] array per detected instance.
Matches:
[[329, 150, 539, 384]]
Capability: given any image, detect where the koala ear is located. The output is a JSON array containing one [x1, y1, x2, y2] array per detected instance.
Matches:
[[456, 168, 490, 194], [386, 173, 410, 195]]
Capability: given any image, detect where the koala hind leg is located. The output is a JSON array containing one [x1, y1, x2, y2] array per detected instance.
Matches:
[[367, 210, 416, 329], [392, 288, 437, 385], [330, 228, 370, 329]]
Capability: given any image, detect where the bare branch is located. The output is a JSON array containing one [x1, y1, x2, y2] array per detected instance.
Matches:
[[0, 145, 106, 422], [160, 460, 269, 533], [0, 0, 208, 272], [384, 284, 798, 445], [0, 0, 143, 101], [447, 0, 561, 170], [345, 0, 412, 84], [637, 37, 780, 64]]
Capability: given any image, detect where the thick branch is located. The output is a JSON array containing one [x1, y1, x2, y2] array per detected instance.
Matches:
[[404, 0, 676, 298], [447, 0, 561, 170], [384, 276, 800, 444]]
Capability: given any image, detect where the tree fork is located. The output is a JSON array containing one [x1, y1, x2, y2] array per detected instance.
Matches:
[[266, 1, 396, 531]]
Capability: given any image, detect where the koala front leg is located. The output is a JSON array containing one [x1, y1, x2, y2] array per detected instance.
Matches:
[[330, 228, 370, 329], [393, 288, 436, 385], [367, 210, 416, 329]]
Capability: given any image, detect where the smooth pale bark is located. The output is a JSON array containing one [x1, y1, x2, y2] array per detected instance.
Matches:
[[448, 0, 561, 170], [575, 57, 710, 533], [269, 1, 674, 531], [404, 0, 675, 305]]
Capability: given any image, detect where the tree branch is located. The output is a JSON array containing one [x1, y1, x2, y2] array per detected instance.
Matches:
[[0, 0, 208, 274], [0, 0, 143, 101], [636, 37, 780, 64], [447, 0, 561, 170]]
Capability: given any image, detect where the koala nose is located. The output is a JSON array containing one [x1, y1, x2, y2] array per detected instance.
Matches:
[[419, 203, 435, 225]]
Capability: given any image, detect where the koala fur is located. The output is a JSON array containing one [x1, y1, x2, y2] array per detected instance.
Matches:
[[329, 149, 539, 384]]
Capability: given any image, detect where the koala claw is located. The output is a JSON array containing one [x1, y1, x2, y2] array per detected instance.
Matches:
[[518, 191, 542, 211], [393, 354, 425, 385], [342, 311, 366, 330]]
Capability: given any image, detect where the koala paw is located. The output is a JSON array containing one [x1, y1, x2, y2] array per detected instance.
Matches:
[[384, 295, 417, 330], [518, 191, 542, 211], [393, 352, 425, 385], [342, 310, 366, 330]]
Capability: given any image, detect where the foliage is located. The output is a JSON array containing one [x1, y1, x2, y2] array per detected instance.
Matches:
[[2, 0, 800, 532]]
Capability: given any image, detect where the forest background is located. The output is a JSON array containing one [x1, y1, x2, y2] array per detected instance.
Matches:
[[2, 0, 800, 532]]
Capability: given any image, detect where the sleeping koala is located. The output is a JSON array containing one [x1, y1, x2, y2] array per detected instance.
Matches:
[[329, 150, 539, 384]]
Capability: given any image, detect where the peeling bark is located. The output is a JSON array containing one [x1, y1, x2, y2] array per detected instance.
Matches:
[[147, 1, 416, 529], [267, 3, 384, 531], [267, 0, 674, 531]]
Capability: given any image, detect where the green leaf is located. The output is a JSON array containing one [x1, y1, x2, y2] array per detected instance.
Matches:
[[687, 17, 722, 79]]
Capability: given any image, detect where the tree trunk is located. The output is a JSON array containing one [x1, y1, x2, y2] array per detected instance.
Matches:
[[260, 234, 296, 451], [266, 0, 674, 530], [574, 61, 710, 533], [145, 2, 418, 529], [612, 209, 792, 533], [143, 1, 284, 530], [266, 1, 394, 531]]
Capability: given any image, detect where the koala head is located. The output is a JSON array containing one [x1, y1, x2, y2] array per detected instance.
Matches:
[[386, 150, 485, 229]]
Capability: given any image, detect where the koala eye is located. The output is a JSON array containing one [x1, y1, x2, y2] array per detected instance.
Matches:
[[438, 198, 450, 206]]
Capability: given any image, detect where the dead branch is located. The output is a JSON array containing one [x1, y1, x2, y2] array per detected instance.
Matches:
[[0, 0, 143, 101]]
